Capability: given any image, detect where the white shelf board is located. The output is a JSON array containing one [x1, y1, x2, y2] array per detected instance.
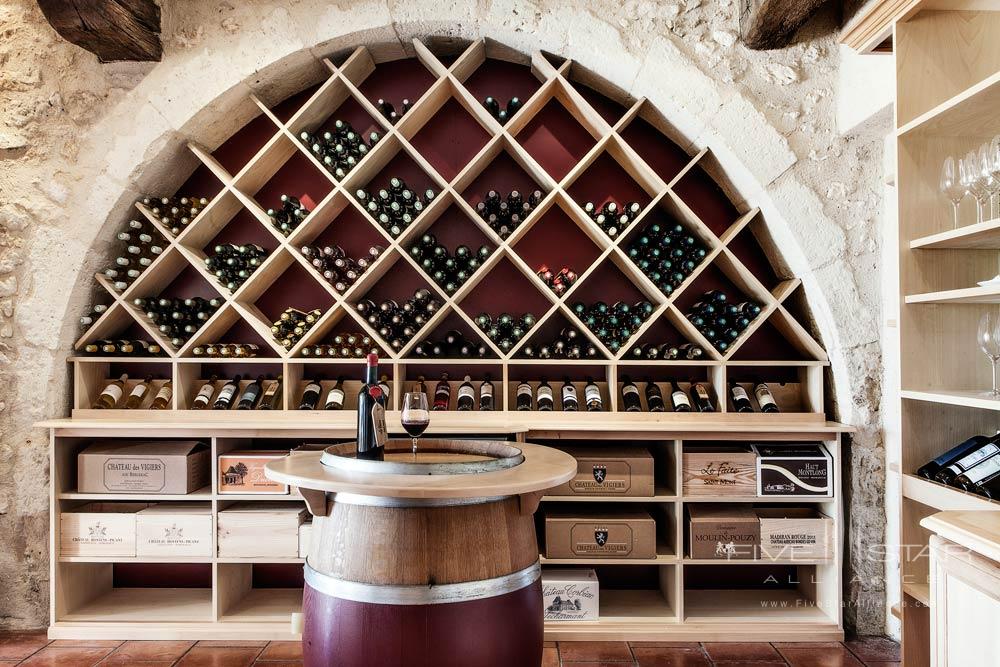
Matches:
[[220, 588, 302, 623], [901, 473, 1000, 512], [910, 218, 1000, 250], [683, 589, 832, 624], [904, 285, 1000, 304], [61, 588, 213, 623], [901, 389, 1000, 411]]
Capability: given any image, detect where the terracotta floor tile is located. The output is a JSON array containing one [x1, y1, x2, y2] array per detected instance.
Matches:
[[256, 642, 302, 661], [713, 663, 788, 667], [175, 646, 261, 667], [703, 642, 781, 661], [97, 660, 174, 667], [629, 642, 701, 649], [18, 646, 114, 667], [545, 641, 557, 648], [106, 640, 195, 662], [632, 646, 711, 667], [559, 641, 634, 662], [863, 663, 900, 667], [771, 643, 844, 648], [0, 631, 49, 661], [250, 662, 301, 667], [842, 637, 900, 663], [778, 647, 864, 667], [49, 641, 124, 648], [198, 641, 268, 648], [542, 647, 560, 667]]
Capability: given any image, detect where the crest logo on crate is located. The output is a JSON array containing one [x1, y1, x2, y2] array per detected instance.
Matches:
[[88, 522, 108, 539], [592, 465, 607, 484], [594, 528, 608, 546], [223, 463, 249, 486], [164, 524, 183, 539]]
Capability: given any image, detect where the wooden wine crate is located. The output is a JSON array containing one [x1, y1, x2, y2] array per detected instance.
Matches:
[[544, 509, 656, 559], [298, 521, 312, 558], [547, 446, 654, 497], [60, 502, 149, 557], [136, 503, 213, 558], [687, 504, 759, 560], [681, 445, 757, 496], [756, 508, 833, 561], [218, 450, 290, 495], [217, 502, 307, 558]]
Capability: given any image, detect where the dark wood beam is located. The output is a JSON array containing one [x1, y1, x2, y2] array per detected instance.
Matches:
[[740, 0, 832, 50], [36, 0, 161, 63]]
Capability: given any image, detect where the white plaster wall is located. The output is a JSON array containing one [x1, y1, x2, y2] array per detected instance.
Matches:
[[0, 0, 891, 632]]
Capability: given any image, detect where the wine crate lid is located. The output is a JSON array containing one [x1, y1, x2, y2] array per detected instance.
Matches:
[[545, 508, 653, 521], [219, 502, 306, 514], [542, 568, 598, 582], [218, 449, 290, 459], [139, 503, 212, 515], [688, 504, 758, 522], [81, 440, 207, 456], [754, 507, 830, 520], [556, 446, 653, 460], [684, 444, 754, 454], [752, 444, 830, 460], [67, 502, 150, 514]]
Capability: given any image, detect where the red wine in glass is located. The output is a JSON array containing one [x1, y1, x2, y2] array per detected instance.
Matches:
[[401, 392, 429, 455]]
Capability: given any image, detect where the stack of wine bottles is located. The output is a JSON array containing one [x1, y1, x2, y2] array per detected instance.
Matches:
[[408, 234, 492, 295], [685, 290, 762, 352], [79, 303, 110, 329], [205, 243, 268, 292], [619, 377, 716, 413], [299, 334, 382, 359], [191, 343, 259, 358], [520, 325, 600, 360], [413, 374, 496, 411], [297, 375, 376, 411], [536, 265, 578, 296], [190, 374, 283, 410], [571, 300, 654, 353], [356, 289, 442, 351], [412, 330, 491, 358], [299, 120, 381, 180], [474, 312, 537, 353], [475, 189, 542, 239], [356, 178, 435, 238], [582, 200, 642, 239], [376, 98, 411, 124], [481, 96, 522, 123], [267, 194, 310, 237], [301, 244, 384, 294], [141, 195, 208, 236], [91, 374, 173, 410], [917, 434, 1000, 499], [133, 296, 221, 348], [625, 221, 708, 296], [271, 307, 323, 350], [627, 342, 706, 360], [513, 378, 605, 412], [82, 339, 164, 356], [102, 219, 167, 292]]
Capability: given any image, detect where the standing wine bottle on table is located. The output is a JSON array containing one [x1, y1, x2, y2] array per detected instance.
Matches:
[[356, 353, 388, 461]]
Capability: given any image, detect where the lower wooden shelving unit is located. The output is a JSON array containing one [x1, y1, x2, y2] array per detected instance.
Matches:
[[44, 417, 847, 642]]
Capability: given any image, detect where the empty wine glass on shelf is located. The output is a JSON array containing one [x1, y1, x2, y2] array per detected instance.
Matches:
[[941, 155, 967, 228], [987, 136, 1000, 220], [978, 143, 998, 221], [963, 151, 990, 224], [978, 312, 1000, 397], [401, 391, 430, 456]]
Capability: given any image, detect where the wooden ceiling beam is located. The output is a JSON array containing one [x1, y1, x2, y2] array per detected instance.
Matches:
[[36, 0, 162, 63], [740, 0, 833, 50]]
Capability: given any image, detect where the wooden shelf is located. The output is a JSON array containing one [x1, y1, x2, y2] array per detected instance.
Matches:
[[903, 582, 931, 606], [58, 556, 213, 564], [901, 474, 1000, 512], [904, 285, 1000, 304], [910, 218, 1000, 250], [540, 544, 675, 565], [58, 486, 213, 501], [542, 487, 676, 502], [62, 588, 213, 623], [901, 389, 1000, 411], [684, 589, 833, 624], [897, 69, 1000, 137], [220, 588, 302, 623]]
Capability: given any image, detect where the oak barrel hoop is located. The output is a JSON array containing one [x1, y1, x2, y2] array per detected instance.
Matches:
[[266, 439, 577, 667]]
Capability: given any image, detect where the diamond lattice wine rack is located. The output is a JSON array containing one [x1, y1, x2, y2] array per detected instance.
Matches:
[[73, 39, 829, 422]]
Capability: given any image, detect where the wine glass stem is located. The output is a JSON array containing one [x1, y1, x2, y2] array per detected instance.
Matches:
[[412, 436, 417, 456], [953, 201, 961, 229]]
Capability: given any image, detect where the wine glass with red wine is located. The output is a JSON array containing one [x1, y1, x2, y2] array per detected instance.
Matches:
[[401, 392, 430, 455]]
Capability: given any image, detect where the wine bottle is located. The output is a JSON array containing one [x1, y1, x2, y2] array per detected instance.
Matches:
[[669, 380, 692, 413], [259, 376, 282, 410], [645, 380, 665, 413], [237, 375, 265, 410], [620, 375, 641, 412], [917, 435, 992, 479], [150, 381, 172, 410], [730, 383, 754, 413], [690, 382, 716, 413], [516, 380, 533, 411], [191, 375, 218, 409], [585, 377, 603, 412], [561, 378, 579, 412], [480, 374, 495, 411], [754, 382, 779, 413], [324, 377, 345, 410], [357, 353, 388, 461], [935, 437, 1000, 485], [457, 375, 475, 411], [125, 375, 153, 409], [93, 374, 128, 409], [954, 451, 1000, 492], [414, 375, 428, 397], [433, 373, 451, 411], [212, 375, 242, 410], [299, 379, 322, 410], [378, 374, 391, 406], [537, 379, 554, 411]]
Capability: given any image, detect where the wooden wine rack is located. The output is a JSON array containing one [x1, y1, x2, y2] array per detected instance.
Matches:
[[47, 38, 847, 643]]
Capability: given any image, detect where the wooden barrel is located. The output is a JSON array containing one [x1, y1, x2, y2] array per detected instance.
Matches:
[[301, 440, 544, 667]]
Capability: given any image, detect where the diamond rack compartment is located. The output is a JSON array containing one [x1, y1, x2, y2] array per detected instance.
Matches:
[[450, 41, 546, 129]]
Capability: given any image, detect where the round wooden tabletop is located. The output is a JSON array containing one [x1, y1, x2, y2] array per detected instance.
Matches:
[[265, 440, 577, 499]]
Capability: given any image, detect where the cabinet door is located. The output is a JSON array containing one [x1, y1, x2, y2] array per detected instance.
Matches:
[[930, 535, 1000, 667]]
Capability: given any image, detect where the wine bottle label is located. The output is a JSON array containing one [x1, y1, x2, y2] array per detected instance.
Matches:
[[964, 454, 1000, 484], [695, 385, 710, 400], [153, 385, 171, 401], [481, 384, 493, 397], [538, 386, 553, 400], [326, 388, 345, 406], [371, 401, 388, 447], [305, 382, 321, 394], [732, 386, 749, 401], [128, 385, 147, 399], [622, 385, 638, 396], [945, 444, 1000, 475], [563, 385, 578, 400], [217, 385, 237, 402], [517, 384, 532, 397], [585, 385, 601, 402], [755, 386, 776, 407], [458, 386, 474, 400], [101, 385, 124, 402], [673, 391, 691, 407], [196, 383, 215, 400]]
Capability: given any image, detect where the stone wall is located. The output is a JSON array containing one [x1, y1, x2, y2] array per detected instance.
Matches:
[[0, 0, 890, 633]]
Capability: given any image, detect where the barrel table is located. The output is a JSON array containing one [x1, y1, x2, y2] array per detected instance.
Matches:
[[265, 439, 577, 667]]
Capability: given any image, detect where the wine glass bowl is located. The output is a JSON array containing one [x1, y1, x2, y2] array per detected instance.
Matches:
[[941, 155, 966, 228], [977, 312, 1000, 397], [401, 391, 430, 455]]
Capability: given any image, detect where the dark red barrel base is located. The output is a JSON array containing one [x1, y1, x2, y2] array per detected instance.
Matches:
[[302, 580, 543, 667]]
